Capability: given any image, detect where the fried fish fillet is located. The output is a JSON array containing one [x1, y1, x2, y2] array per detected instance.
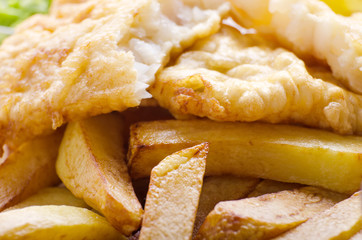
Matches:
[[229, 0, 362, 94], [150, 22, 362, 135], [0, 0, 229, 150]]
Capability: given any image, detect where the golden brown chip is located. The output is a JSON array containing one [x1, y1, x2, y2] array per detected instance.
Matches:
[[193, 176, 260, 237], [0, 131, 63, 211], [248, 179, 303, 197], [5, 187, 90, 211], [140, 143, 208, 240], [128, 119, 362, 194], [196, 187, 346, 239], [56, 113, 143, 235], [273, 191, 362, 240]]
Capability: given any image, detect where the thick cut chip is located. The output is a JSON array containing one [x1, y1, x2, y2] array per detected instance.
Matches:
[[139, 143, 208, 240], [0, 130, 62, 211], [150, 23, 362, 135], [56, 113, 143, 236], [5, 187, 89, 211], [0, 0, 229, 150], [248, 179, 303, 197], [128, 119, 362, 194], [229, 0, 362, 94], [273, 191, 362, 240], [193, 176, 260, 237], [0, 205, 125, 240], [195, 187, 346, 240]]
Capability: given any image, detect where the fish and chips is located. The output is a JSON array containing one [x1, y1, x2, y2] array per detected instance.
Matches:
[[0, 0, 361, 239]]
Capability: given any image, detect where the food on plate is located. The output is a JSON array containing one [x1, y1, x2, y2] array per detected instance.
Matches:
[[274, 191, 362, 240], [247, 179, 303, 197], [0, 130, 63, 211], [139, 143, 208, 240], [5, 187, 89, 211], [56, 113, 142, 235], [229, 0, 362, 94], [196, 187, 346, 239], [193, 176, 260, 237], [0, 205, 126, 240], [128, 119, 362, 193], [0, 0, 361, 238], [150, 24, 362, 135], [0, 0, 229, 150]]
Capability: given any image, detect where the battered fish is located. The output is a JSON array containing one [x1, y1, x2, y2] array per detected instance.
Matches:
[[0, 0, 229, 149], [229, 0, 362, 94], [150, 22, 362, 135]]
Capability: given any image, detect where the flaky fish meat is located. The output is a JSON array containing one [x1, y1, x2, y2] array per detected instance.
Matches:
[[150, 22, 362, 135], [229, 0, 362, 94], [0, 0, 229, 149]]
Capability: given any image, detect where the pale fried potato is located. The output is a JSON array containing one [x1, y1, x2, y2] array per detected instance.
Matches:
[[56, 113, 143, 236], [248, 179, 303, 197], [150, 23, 362, 135], [193, 176, 260, 237], [0, 0, 229, 150], [139, 143, 208, 240], [128, 119, 362, 194], [5, 187, 89, 211], [0, 130, 63, 211], [0, 205, 125, 240], [229, 0, 362, 94], [274, 191, 362, 240], [196, 187, 346, 239]]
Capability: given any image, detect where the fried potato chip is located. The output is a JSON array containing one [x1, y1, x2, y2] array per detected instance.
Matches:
[[0, 0, 229, 149], [0, 131, 63, 211], [193, 176, 259, 237], [5, 187, 89, 211], [196, 187, 346, 239], [229, 0, 362, 94], [128, 119, 362, 194], [150, 23, 362, 135], [56, 113, 142, 235], [0, 206, 125, 240], [139, 143, 208, 240], [274, 191, 362, 240], [248, 179, 303, 198]]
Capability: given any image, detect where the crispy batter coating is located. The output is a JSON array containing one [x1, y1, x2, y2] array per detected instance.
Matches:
[[150, 23, 362, 135], [0, 0, 228, 149], [229, 0, 362, 94]]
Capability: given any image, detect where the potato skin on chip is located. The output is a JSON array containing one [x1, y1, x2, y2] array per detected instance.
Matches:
[[0, 206, 126, 240], [140, 143, 208, 240], [0, 130, 63, 211], [56, 113, 143, 235], [128, 119, 362, 194]]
